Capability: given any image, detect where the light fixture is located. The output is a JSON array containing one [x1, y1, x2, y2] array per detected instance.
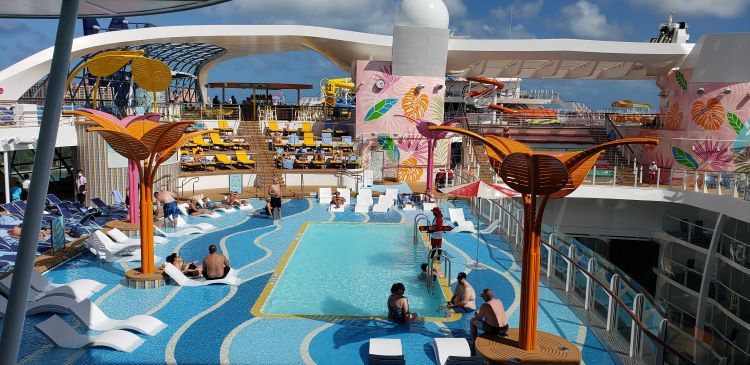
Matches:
[[0, 137, 15, 145], [414, 84, 425, 94], [434, 84, 444, 93], [14, 136, 36, 144], [696, 88, 705, 95], [374, 79, 385, 90], [723, 88, 732, 95]]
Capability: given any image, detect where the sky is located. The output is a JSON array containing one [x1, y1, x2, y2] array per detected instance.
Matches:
[[0, 0, 749, 109]]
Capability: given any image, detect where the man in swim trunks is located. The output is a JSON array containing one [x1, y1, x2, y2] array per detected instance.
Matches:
[[446, 272, 476, 315], [330, 191, 345, 208], [470, 289, 509, 339], [154, 191, 178, 228], [202, 244, 231, 280], [268, 177, 282, 220]]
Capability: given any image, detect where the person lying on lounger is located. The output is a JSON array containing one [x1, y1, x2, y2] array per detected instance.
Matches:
[[8, 225, 52, 241], [166, 252, 202, 277], [398, 193, 414, 209], [203, 244, 231, 280], [330, 191, 346, 208], [201, 197, 231, 210], [188, 198, 214, 216], [226, 192, 249, 206]]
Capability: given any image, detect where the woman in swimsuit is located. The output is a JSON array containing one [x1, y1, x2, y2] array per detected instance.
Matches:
[[387, 283, 418, 324], [166, 252, 202, 277]]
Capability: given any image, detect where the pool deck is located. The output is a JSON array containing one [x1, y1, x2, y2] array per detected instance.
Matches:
[[2, 198, 617, 364]]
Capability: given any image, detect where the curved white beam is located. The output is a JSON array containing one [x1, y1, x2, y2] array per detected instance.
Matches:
[[0, 25, 697, 101]]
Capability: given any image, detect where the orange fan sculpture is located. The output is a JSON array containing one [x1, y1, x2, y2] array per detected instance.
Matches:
[[65, 109, 211, 274], [428, 125, 657, 351]]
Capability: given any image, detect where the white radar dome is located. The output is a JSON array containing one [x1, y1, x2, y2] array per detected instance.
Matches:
[[395, 0, 449, 29]]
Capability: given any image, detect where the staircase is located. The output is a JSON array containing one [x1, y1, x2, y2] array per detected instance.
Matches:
[[237, 121, 285, 195], [471, 142, 496, 182], [587, 125, 638, 185]]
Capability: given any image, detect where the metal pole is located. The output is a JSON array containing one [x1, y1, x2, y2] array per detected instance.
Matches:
[[3, 151, 9, 203], [0, 1, 80, 362]]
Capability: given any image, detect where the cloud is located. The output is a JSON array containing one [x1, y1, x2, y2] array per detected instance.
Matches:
[[443, 0, 467, 18], [630, 0, 750, 18], [203, 0, 398, 35], [491, 0, 544, 20], [559, 0, 627, 40]]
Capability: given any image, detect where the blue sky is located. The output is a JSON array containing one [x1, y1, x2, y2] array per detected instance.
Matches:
[[1, 0, 749, 109]]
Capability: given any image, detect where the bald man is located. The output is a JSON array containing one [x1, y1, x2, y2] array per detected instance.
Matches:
[[470, 288, 509, 339]]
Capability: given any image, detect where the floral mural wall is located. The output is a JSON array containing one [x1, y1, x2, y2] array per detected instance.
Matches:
[[626, 68, 750, 173], [355, 60, 448, 183]]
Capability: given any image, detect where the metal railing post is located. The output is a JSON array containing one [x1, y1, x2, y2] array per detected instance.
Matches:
[[607, 274, 620, 331], [592, 166, 597, 186], [656, 318, 667, 365], [634, 166, 638, 187], [630, 293, 644, 357], [565, 245, 577, 292], [683, 169, 687, 191], [656, 168, 661, 188], [613, 166, 617, 186], [638, 166, 643, 185], [547, 233, 556, 278], [733, 174, 739, 198], [585, 258, 596, 310], [702, 171, 707, 193], [717, 173, 723, 195]]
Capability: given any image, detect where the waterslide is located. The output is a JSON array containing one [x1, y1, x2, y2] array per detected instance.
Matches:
[[321, 78, 355, 107], [467, 77, 557, 119]]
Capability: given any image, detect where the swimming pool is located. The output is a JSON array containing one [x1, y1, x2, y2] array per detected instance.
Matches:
[[258, 223, 447, 318]]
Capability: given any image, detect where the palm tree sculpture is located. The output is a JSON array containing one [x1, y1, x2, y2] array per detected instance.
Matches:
[[397, 115, 462, 192], [66, 109, 211, 274], [428, 125, 657, 350]]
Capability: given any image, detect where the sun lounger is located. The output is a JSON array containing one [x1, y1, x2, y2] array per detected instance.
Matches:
[[88, 231, 141, 257], [319, 187, 332, 205], [329, 205, 345, 213], [0, 269, 104, 302], [422, 203, 437, 212], [430, 338, 474, 365], [163, 263, 240, 286], [372, 196, 391, 213], [106, 228, 167, 245], [174, 216, 216, 231], [153, 225, 203, 238], [368, 338, 405, 365], [336, 188, 351, 206], [36, 315, 144, 352], [448, 208, 477, 233], [68, 299, 166, 335], [0, 290, 77, 315]]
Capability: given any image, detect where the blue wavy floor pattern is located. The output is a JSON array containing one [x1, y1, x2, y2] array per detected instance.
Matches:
[[3, 198, 616, 364]]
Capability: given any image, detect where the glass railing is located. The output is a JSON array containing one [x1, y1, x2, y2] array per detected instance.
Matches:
[[661, 256, 704, 293], [718, 233, 750, 269], [711, 280, 750, 325], [470, 196, 726, 364], [662, 214, 714, 250]]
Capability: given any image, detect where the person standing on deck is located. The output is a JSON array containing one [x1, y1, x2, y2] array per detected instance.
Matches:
[[75, 169, 87, 205], [268, 177, 282, 220], [419, 206, 452, 260]]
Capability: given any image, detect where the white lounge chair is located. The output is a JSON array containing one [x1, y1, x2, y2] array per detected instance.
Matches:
[[384, 188, 399, 203], [0, 291, 77, 315], [36, 315, 144, 352], [372, 196, 391, 213], [368, 338, 404, 364], [174, 216, 216, 231], [330, 204, 345, 213], [0, 270, 104, 302], [355, 189, 373, 213], [422, 202, 437, 212], [68, 299, 166, 335], [430, 338, 474, 365], [153, 225, 203, 238], [448, 208, 476, 233], [336, 188, 351, 206], [88, 231, 162, 263], [163, 263, 240, 286], [107, 228, 168, 245], [319, 188, 332, 205]]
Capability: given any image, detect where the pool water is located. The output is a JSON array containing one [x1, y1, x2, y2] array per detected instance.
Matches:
[[261, 223, 446, 317]]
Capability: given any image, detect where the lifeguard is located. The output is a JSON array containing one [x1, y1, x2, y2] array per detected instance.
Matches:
[[419, 206, 453, 260]]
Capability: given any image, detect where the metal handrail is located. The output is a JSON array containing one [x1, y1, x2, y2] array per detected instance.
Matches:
[[414, 214, 430, 245], [177, 176, 200, 197], [427, 251, 451, 296], [540, 237, 696, 364]]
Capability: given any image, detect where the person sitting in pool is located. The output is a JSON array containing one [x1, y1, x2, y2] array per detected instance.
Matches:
[[203, 244, 231, 280], [226, 192, 249, 206], [445, 272, 476, 315], [418, 263, 440, 281], [330, 191, 346, 208], [387, 283, 418, 324], [470, 289, 509, 339], [166, 252, 201, 277]]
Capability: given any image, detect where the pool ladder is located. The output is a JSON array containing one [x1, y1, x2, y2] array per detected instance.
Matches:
[[413, 214, 430, 245], [427, 252, 451, 295]]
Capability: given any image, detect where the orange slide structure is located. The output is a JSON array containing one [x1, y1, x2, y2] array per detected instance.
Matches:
[[468, 76, 557, 119]]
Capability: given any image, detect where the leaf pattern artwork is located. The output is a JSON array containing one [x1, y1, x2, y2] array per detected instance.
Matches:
[[638, 130, 659, 151], [733, 124, 750, 153], [674, 70, 688, 90], [397, 157, 424, 183], [433, 139, 451, 165], [665, 103, 683, 131], [372, 64, 401, 94], [692, 140, 734, 170], [364, 98, 398, 121], [734, 148, 750, 173], [672, 146, 699, 170], [727, 112, 744, 135], [690, 98, 725, 131], [430, 95, 444, 122], [396, 136, 428, 164], [377, 135, 396, 150], [401, 88, 429, 120]]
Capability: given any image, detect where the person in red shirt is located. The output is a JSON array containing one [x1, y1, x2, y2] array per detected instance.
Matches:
[[420, 207, 453, 260]]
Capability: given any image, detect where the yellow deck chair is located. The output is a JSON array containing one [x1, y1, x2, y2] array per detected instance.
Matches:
[[192, 135, 211, 148], [209, 132, 235, 149], [267, 120, 281, 134], [235, 150, 256, 167], [217, 120, 233, 134], [215, 153, 237, 168], [303, 132, 316, 147], [301, 122, 312, 133]]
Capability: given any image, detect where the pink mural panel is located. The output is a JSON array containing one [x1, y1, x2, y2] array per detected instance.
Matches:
[[355, 60, 448, 183], [625, 68, 750, 173]]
